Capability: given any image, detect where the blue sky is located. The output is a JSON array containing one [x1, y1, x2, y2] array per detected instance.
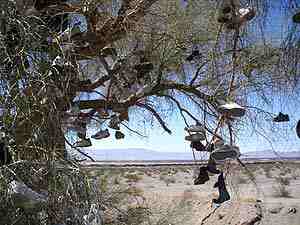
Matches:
[[79, 2, 300, 154]]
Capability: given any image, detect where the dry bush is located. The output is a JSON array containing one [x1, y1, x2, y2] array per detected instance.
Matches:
[[159, 175, 176, 186], [273, 184, 291, 198], [276, 177, 291, 186], [123, 173, 143, 183]]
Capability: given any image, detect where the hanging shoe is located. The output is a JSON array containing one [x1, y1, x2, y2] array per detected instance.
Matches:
[[207, 158, 220, 174], [194, 166, 209, 185], [273, 112, 289, 122], [293, 11, 300, 23], [213, 138, 225, 148], [108, 116, 120, 130], [74, 138, 92, 148], [239, 7, 256, 22], [115, 131, 125, 140], [134, 62, 154, 76], [119, 110, 129, 122], [190, 141, 206, 151], [185, 132, 205, 142], [217, 15, 231, 24], [296, 120, 300, 138], [185, 124, 205, 133], [91, 129, 110, 140], [100, 47, 117, 58], [186, 50, 201, 61], [218, 102, 246, 117], [211, 145, 240, 161], [212, 173, 230, 204]]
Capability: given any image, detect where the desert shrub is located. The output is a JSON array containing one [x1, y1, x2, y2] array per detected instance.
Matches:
[[123, 173, 142, 183], [273, 184, 291, 198], [160, 175, 176, 186], [118, 206, 151, 225], [236, 175, 248, 184], [113, 176, 121, 185], [125, 187, 144, 197], [262, 165, 274, 178], [276, 177, 290, 186]]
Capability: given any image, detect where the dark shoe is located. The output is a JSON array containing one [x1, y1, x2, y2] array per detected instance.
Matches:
[[293, 12, 300, 23], [134, 62, 154, 77], [213, 173, 230, 204], [186, 50, 200, 61], [108, 116, 121, 130], [296, 120, 300, 138], [91, 129, 110, 140], [214, 173, 226, 189], [222, 6, 232, 14], [194, 167, 209, 185], [273, 112, 289, 122], [212, 188, 230, 204], [217, 15, 231, 24], [115, 131, 125, 140], [190, 141, 206, 151], [207, 159, 220, 174]]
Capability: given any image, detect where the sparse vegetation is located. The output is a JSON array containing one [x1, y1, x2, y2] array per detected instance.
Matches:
[[123, 173, 143, 183], [273, 184, 291, 198], [276, 177, 291, 186]]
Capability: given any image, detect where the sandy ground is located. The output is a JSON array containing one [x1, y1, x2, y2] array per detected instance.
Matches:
[[86, 161, 300, 225]]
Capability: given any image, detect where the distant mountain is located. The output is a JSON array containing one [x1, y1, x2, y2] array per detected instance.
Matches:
[[241, 150, 300, 159], [84, 148, 194, 161], [83, 148, 300, 161]]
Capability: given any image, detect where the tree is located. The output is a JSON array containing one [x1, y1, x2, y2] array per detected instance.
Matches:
[[0, 0, 300, 224]]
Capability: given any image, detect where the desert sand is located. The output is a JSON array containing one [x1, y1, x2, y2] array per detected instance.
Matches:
[[85, 161, 300, 225]]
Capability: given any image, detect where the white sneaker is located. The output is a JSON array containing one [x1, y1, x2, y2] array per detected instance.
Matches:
[[211, 145, 240, 161], [185, 124, 205, 133], [185, 132, 206, 142], [218, 102, 246, 117], [238, 7, 255, 22]]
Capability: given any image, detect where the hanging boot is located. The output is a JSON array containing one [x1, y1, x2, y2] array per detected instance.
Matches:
[[207, 158, 220, 174], [213, 173, 230, 204], [194, 166, 209, 185]]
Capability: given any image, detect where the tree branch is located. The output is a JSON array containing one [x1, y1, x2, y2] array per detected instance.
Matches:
[[135, 102, 172, 134]]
